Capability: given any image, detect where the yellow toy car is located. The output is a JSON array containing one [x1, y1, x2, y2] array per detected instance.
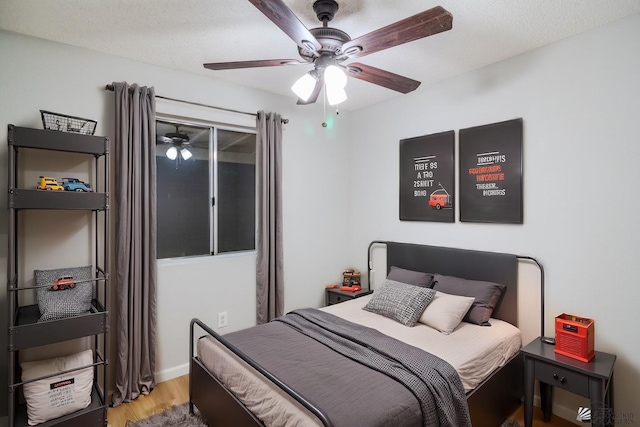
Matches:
[[37, 176, 64, 191]]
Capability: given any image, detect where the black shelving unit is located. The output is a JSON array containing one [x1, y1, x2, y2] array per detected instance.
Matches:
[[9, 190, 107, 210], [6, 125, 110, 427]]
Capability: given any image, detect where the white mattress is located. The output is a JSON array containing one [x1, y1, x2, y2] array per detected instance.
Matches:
[[321, 294, 522, 392], [197, 296, 521, 426]]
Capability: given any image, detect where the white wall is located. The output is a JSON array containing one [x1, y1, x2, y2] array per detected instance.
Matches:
[[348, 13, 640, 419], [0, 30, 351, 412]]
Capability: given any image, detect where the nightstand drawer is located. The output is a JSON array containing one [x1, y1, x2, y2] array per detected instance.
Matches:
[[328, 292, 350, 305], [535, 360, 588, 395]]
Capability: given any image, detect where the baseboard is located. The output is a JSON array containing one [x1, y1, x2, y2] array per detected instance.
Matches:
[[533, 396, 579, 425], [155, 363, 189, 384], [551, 403, 580, 425]]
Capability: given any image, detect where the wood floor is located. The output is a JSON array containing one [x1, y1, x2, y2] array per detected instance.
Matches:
[[107, 375, 578, 427], [107, 375, 189, 427]]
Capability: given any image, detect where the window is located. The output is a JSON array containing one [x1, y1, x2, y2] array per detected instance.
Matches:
[[156, 120, 256, 259]]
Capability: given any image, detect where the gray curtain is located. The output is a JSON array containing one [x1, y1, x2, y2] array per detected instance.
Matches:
[[111, 82, 158, 406], [256, 111, 284, 324]]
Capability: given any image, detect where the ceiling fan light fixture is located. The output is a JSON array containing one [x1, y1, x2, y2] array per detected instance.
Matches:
[[291, 72, 318, 102], [166, 146, 178, 160], [327, 86, 347, 106], [324, 65, 347, 105], [180, 147, 193, 160]]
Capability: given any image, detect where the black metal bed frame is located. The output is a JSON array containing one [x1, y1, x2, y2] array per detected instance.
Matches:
[[190, 241, 542, 427]]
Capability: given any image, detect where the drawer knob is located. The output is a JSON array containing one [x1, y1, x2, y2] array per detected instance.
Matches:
[[553, 373, 567, 384]]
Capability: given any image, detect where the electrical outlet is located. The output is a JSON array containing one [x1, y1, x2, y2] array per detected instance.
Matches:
[[218, 311, 228, 328]]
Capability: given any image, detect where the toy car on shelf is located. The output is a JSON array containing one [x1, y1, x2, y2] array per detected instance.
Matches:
[[52, 276, 75, 291], [62, 177, 92, 192], [37, 176, 64, 191]]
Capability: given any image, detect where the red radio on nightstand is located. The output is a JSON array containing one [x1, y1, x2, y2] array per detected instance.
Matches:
[[554, 313, 594, 362]]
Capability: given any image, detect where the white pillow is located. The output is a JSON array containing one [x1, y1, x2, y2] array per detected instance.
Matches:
[[21, 349, 93, 426], [418, 291, 475, 334]]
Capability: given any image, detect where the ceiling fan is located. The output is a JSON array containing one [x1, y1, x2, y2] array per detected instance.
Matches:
[[158, 125, 193, 161], [203, 0, 453, 105]]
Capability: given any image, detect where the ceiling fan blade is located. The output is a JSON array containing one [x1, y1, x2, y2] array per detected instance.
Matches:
[[249, 0, 322, 54], [296, 78, 323, 105], [204, 59, 306, 70], [339, 6, 453, 59], [346, 63, 420, 94]]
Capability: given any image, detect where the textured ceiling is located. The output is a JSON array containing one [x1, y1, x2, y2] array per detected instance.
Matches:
[[1, 0, 639, 111]]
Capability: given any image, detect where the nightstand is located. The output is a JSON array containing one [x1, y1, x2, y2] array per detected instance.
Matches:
[[521, 338, 616, 427], [325, 288, 373, 306]]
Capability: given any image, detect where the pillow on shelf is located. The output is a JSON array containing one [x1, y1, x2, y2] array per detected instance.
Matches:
[[21, 349, 94, 426], [418, 291, 475, 334], [386, 266, 434, 288], [363, 279, 435, 327], [432, 274, 506, 326], [35, 266, 94, 322]]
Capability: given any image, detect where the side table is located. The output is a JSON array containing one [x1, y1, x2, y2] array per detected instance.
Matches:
[[521, 338, 616, 427], [325, 288, 373, 306]]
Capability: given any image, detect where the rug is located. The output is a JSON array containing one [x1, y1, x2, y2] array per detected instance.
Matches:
[[126, 403, 206, 427], [127, 402, 524, 427], [499, 419, 524, 427]]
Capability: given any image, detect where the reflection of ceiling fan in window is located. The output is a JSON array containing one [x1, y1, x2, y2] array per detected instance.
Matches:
[[158, 125, 193, 161]]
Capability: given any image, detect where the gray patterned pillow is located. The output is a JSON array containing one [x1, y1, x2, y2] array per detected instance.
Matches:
[[36, 266, 93, 322], [363, 279, 435, 326]]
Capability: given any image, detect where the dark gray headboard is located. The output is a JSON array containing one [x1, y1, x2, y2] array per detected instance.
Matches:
[[369, 241, 518, 327]]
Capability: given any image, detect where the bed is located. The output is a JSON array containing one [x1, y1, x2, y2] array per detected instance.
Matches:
[[189, 241, 526, 426]]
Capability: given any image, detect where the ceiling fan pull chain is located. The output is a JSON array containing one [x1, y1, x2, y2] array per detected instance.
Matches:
[[323, 83, 326, 115], [321, 84, 328, 128]]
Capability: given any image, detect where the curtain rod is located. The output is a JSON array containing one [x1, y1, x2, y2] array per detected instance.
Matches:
[[104, 84, 289, 124]]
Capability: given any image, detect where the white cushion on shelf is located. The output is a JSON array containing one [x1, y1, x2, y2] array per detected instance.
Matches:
[[21, 349, 93, 426]]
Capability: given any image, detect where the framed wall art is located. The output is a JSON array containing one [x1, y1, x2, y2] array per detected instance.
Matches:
[[459, 118, 523, 224], [399, 130, 455, 222]]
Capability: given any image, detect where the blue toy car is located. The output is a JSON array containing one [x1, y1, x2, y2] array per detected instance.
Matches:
[[62, 177, 92, 192]]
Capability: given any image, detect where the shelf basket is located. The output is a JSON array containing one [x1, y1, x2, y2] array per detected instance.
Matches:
[[40, 110, 97, 135]]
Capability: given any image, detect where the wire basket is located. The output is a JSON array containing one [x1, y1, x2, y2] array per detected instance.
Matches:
[[40, 110, 97, 135]]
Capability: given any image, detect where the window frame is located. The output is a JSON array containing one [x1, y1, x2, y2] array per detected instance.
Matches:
[[155, 115, 257, 260]]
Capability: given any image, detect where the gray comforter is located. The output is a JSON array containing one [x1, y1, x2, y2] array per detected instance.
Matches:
[[224, 308, 471, 427]]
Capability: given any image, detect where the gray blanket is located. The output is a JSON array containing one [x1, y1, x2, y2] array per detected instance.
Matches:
[[276, 309, 471, 427]]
